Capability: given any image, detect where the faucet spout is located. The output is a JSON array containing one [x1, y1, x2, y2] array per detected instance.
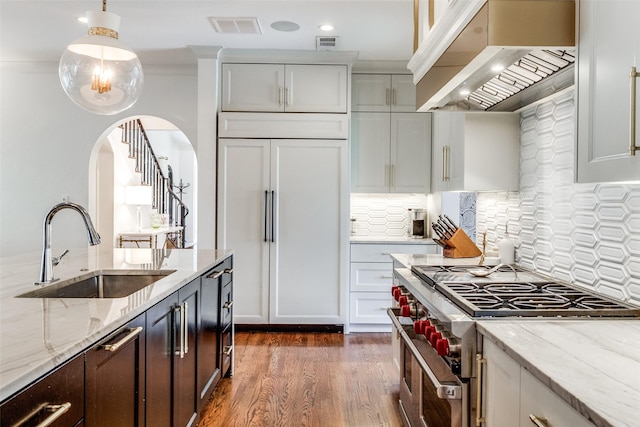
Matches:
[[38, 202, 101, 284]]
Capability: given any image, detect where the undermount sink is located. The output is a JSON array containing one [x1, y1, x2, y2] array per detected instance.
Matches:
[[17, 270, 177, 299]]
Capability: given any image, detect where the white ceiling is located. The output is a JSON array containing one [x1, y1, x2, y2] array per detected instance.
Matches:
[[1, 0, 416, 65]]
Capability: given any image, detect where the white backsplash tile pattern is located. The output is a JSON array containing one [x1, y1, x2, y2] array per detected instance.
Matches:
[[350, 193, 430, 237], [477, 89, 640, 305]]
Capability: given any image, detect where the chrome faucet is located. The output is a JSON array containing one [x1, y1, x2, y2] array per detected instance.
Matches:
[[38, 202, 101, 284]]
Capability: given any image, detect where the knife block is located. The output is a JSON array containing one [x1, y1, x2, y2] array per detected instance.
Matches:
[[441, 229, 482, 258]]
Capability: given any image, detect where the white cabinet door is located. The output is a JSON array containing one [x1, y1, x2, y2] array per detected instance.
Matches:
[[217, 139, 270, 323], [352, 74, 417, 112], [352, 74, 392, 112], [221, 63, 283, 112], [391, 113, 432, 193], [351, 112, 391, 192], [577, 0, 640, 182], [482, 339, 521, 427], [269, 139, 348, 324], [520, 369, 593, 427], [391, 74, 417, 112], [285, 64, 348, 113], [431, 112, 519, 192], [349, 292, 392, 325]]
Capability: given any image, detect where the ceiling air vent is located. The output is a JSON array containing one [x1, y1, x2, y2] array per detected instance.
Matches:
[[316, 36, 338, 51], [208, 17, 262, 34]]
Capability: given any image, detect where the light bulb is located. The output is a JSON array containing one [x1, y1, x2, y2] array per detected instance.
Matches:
[[59, 10, 143, 115]]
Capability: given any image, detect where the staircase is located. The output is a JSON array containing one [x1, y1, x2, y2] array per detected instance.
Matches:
[[119, 119, 189, 248]]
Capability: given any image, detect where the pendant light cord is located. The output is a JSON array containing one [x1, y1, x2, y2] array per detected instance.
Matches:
[[103, 0, 107, 12]]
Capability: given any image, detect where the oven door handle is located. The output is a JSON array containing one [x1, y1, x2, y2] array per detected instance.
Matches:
[[387, 308, 462, 400]]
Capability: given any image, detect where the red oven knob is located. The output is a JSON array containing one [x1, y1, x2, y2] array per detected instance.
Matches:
[[436, 338, 450, 356], [413, 320, 425, 334], [430, 332, 442, 348], [423, 325, 435, 341], [398, 295, 408, 306], [401, 304, 411, 317], [393, 288, 402, 301], [391, 286, 399, 296]]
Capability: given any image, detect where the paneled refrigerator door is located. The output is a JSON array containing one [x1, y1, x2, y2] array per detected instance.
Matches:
[[217, 139, 270, 324], [269, 139, 349, 325]]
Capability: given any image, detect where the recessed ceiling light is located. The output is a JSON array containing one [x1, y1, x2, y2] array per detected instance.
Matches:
[[77, 16, 88, 24], [492, 64, 505, 72], [460, 89, 471, 96], [318, 24, 334, 31], [271, 21, 300, 32]]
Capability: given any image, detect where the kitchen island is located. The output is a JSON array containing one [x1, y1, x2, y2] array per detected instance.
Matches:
[[0, 246, 232, 403], [391, 253, 640, 427]]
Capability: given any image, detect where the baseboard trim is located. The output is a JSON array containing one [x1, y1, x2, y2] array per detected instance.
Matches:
[[235, 324, 344, 333]]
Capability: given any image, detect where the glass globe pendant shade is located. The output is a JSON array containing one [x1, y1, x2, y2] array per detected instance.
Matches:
[[59, 10, 143, 115]]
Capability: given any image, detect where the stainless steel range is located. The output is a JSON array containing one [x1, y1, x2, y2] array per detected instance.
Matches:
[[388, 263, 640, 427]]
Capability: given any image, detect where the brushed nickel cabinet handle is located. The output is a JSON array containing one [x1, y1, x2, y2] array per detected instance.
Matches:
[[223, 301, 234, 309], [442, 146, 447, 181], [444, 145, 450, 181], [285, 87, 290, 107], [392, 88, 397, 106], [103, 327, 143, 352], [529, 414, 548, 427], [278, 87, 283, 106], [35, 402, 72, 427], [391, 164, 396, 188], [476, 354, 486, 426], [174, 305, 184, 358], [386, 88, 390, 106], [224, 345, 234, 356], [207, 270, 224, 280], [183, 301, 189, 355], [630, 67, 639, 155], [224, 268, 234, 274]]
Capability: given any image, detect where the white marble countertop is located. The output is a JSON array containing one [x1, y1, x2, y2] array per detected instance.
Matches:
[[0, 247, 232, 402], [350, 235, 438, 245], [477, 320, 640, 427], [392, 254, 640, 427]]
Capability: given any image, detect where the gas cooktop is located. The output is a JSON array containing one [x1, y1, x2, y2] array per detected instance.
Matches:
[[410, 264, 640, 318]]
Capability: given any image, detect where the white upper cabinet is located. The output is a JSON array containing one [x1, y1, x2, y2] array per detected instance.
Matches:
[[352, 74, 417, 112], [221, 63, 348, 113], [351, 112, 432, 193], [577, 0, 640, 182], [431, 112, 519, 192]]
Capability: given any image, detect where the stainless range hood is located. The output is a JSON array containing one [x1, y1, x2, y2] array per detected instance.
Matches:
[[409, 0, 575, 112]]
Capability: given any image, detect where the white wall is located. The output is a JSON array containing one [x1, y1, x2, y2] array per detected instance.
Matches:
[[0, 62, 199, 258]]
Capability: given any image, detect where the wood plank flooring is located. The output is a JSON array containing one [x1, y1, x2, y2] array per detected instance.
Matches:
[[198, 331, 403, 427]]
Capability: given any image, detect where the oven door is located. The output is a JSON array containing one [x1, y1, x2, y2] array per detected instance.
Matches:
[[389, 308, 467, 427]]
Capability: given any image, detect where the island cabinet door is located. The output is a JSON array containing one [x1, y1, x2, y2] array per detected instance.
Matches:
[[146, 292, 178, 427], [174, 278, 199, 427], [0, 353, 84, 427], [85, 313, 145, 427]]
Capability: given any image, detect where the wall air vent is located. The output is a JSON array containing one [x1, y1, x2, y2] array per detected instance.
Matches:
[[316, 36, 338, 51], [208, 17, 262, 34]]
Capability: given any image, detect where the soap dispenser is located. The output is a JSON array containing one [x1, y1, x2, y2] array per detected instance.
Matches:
[[498, 225, 515, 265]]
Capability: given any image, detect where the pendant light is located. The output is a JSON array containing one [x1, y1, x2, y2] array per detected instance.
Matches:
[[59, 0, 143, 115]]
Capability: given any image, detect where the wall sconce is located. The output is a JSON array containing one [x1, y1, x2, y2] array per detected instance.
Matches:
[[58, 0, 143, 115], [125, 185, 152, 231]]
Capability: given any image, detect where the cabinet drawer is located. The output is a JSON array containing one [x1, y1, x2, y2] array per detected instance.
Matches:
[[1, 354, 84, 427], [221, 281, 233, 329], [351, 243, 431, 263], [349, 292, 392, 324], [220, 329, 233, 377], [350, 262, 394, 292]]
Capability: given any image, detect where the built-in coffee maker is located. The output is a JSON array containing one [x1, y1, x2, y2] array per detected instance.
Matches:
[[407, 208, 429, 238]]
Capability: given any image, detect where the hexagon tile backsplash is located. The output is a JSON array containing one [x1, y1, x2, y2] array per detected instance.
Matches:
[[477, 89, 640, 305], [350, 193, 429, 238]]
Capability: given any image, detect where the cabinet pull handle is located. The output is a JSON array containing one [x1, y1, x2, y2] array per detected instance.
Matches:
[[442, 146, 447, 181], [630, 67, 639, 155], [278, 87, 283, 106], [34, 402, 72, 427], [207, 270, 224, 280], [224, 345, 234, 356], [264, 190, 268, 242], [174, 305, 184, 358], [385, 164, 389, 187], [380, 275, 394, 279], [223, 301, 234, 309], [183, 301, 189, 356], [224, 268, 234, 274], [392, 88, 397, 106], [476, 354, 486, 426], [386, 88, 390, 106], [529, 415, 548, 427], [285, 87, 290, 106], [102, 327, 143, 352]]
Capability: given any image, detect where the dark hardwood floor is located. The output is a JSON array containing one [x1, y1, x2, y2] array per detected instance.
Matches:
[[198, 331, 403, 427]]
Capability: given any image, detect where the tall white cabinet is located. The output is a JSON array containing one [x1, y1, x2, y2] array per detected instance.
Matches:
[[576, 0, 640, 182], [217, 138, 349, 325]]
